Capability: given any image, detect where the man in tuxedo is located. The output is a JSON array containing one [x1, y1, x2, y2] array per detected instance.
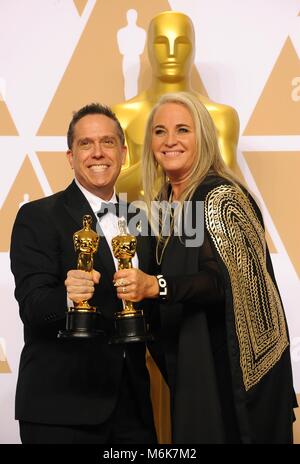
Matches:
[[10, 103, 157, 444]]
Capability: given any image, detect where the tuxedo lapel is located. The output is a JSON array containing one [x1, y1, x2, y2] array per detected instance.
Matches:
[[63, 181, 96, 229], [134, 232, 149, 272], [126, 207, 150, 273], [96, 223, 116, 279]]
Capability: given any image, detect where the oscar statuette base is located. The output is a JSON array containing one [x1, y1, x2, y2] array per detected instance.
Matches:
[[109, 312, 153, 344], [58, 310, 103, 339]]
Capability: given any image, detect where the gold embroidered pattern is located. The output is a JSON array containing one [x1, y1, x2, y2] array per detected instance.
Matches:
[[205, 185, 288, 391]]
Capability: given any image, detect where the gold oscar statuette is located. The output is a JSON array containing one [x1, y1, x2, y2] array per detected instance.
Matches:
[[58, 215, 102, 339], [110, 218, 152, 343]]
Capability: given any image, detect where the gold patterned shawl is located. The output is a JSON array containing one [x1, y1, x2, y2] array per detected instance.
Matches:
[[205, 185, 288, 391]]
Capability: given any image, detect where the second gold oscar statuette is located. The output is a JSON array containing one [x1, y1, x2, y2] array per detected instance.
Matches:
[[110, 217, 153, 343]]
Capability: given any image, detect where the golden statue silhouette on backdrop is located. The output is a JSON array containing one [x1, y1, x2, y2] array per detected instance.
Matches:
[[113, 10, 240, 201], [113, 10, 240, 444]]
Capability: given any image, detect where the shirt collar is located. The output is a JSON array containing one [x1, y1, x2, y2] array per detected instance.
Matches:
[[74, 178, 117, 214]]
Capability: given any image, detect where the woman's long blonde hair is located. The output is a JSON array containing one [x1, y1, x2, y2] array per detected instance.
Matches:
[[142, 91, 241, 211]]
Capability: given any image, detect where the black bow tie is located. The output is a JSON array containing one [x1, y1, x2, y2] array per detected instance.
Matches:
[[97, 202, 119, 220]]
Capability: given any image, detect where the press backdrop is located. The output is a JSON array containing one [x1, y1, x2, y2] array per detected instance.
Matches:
[[0, 0, 299, 444]]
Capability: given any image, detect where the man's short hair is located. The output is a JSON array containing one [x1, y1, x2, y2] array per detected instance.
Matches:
[[67, 102, 125, 149]]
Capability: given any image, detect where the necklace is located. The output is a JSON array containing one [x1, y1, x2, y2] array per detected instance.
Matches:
[[155, 194, 176, 265], [155, 222, 173, 265], [156, 233, 173, 266]]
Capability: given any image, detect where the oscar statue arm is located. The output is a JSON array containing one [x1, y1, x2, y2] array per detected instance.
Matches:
[[112, 99, 145, 201], [204, 99, 240, 170], [112, 102, 132, 134], [113, 93, 149, 165]]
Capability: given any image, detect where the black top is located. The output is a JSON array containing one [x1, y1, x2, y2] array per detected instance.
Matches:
[[157, 174, 297, 444]]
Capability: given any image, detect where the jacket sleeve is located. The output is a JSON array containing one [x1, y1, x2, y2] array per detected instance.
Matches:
[[162, 231, 224, 305], [10, 202, 67, 328]]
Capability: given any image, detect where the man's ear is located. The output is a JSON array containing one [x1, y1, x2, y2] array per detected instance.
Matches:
[[121, 146, 127, 165], [66, 149, 74, 169]]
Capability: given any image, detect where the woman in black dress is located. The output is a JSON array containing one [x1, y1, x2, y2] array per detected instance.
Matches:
[[114, 91, 297, 444]]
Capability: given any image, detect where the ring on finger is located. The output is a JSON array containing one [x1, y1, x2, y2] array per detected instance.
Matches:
[[122, 286, 126, 294]]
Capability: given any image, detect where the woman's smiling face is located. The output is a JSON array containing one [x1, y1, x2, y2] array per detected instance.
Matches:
[[151, 102, 196, 182]]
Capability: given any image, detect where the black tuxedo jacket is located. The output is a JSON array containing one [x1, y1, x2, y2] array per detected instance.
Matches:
[[10, 181, 156, 427]]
